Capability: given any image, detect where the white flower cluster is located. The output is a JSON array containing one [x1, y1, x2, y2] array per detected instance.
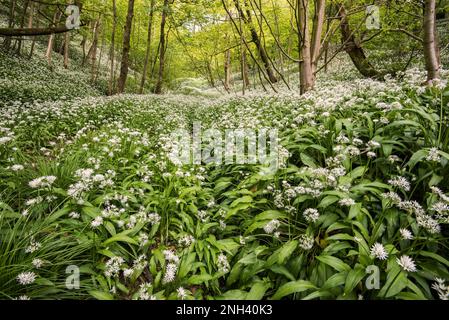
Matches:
[[426, 148, 441, 162], [68, 168, 115, 200], [104, 256, 125, 278], [396, 255, 417, 272], [25, 238, 42, 253], [263, 219, 280, 234], [298, 234, 314, 250], [303, 208, 320, 223], [370, 243, 388, 260], [162, 249, 179, 284], [178, 234, 195, 247], [384, 191, 441, 234], [387, 176, 411, 192], [17, 271, 36, 285], [28, 175, 57, 189], [217, 253, 230, 273], [432, 278, 449, 300]]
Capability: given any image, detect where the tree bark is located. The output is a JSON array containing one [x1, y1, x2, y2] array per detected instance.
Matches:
[[28, 2, 37, 58], [241, 49, 250, 90], [139, 0, 155, 94], [17, 0, 31, 55], [423, 0, 440, 83], [224, 48, 232, 92], [45, 11, 62, 65], [234, 0, 277, 84], [338, 4, 380, 78], [154, 0, 170, 94], [117, 0, 135, 94], [298, 0, 314, 94], [224, 15, 232, 92], [63, 31, 70, 68], [310, 0, 325, 78], [3, 0, 16, 49], [109, 0, 117, 95], [1, 23, 85, 37], [90, 19, 101, 82]]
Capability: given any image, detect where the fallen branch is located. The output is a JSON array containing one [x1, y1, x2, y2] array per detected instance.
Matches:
[[0, 22, 87, 37]]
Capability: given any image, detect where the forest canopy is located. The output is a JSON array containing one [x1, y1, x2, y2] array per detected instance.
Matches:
[[1, 0, 448, 94]]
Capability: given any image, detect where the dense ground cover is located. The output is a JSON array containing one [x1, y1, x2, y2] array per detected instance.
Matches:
[[1, 50, 449, 300]]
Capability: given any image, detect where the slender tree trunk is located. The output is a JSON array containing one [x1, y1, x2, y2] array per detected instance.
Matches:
[[154, 0, 170, 94], [85, 19, 100, 67], [242, 49, 250, 90], [224, 15, 232, 92], [206, 61, 215, 87], [310, 0, 325, 78], [46, 10, 62, 65], [64, 32, 70, 68], [139, 0, 155, 94], [298, 0, 313, 94], [233, 0, 277, 84], [28, 2, 37, 58], [89, 18, 101, 82], [80, 36, 87, 62], [323, 2, 332, 73], [17, 0, 31, 55], [423, 0, 440, 83], [338, 4, 379, 78], [224, 48, 232, 92], [109, 0, 117, 95], [117, 0, 135, 94], [4, 0, 16, 49], [95, 27, 106, 83]]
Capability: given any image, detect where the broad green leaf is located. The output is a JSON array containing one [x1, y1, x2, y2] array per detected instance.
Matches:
[[271, 280, 316, 300]]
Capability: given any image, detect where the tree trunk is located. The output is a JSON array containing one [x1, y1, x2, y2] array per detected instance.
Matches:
[[298, 0, 314, 94], [139, 0, 155, 94], [28, 2, 37, 58], [224, 15, 232, 92], [17, 0, 31, 55], [310, 0, 325, 78], [64, 31, 70, 68], [3, 0, 16, 49], [117, 0, 135, 94], [224, 48, 232, 92], [338, 5, 379, 78], [89, 19, 101, 82], [242, 49, 250, 90], [154, 0, 170, 94], [109, 0, 117, 95], [45, 11, 62, 65], [423, 0, 440, 83], [234, 0, 277, 84]]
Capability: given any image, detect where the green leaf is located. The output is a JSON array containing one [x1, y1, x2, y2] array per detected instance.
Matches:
[[269, 264, 296, 281], [322, 272, 347, 290], [277, 240, 298, 265], [187, 273, 212, 285], [89, 290, 115, 300], [271, 280, 316, 300], [246, 282, 270, 300], [230, 196, 252, 208], [217, 290, 248, 300], [102, 234, 138, 246], [378, 261, 408, 298], [344, 267, 366, 294], [318, 196, 340, 209], [316, 255, 351, 272], [253, 210, 286, 221], [300, 153, 317, 168], [419, 251, 449, 268], [406, 149, 428, 169]]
